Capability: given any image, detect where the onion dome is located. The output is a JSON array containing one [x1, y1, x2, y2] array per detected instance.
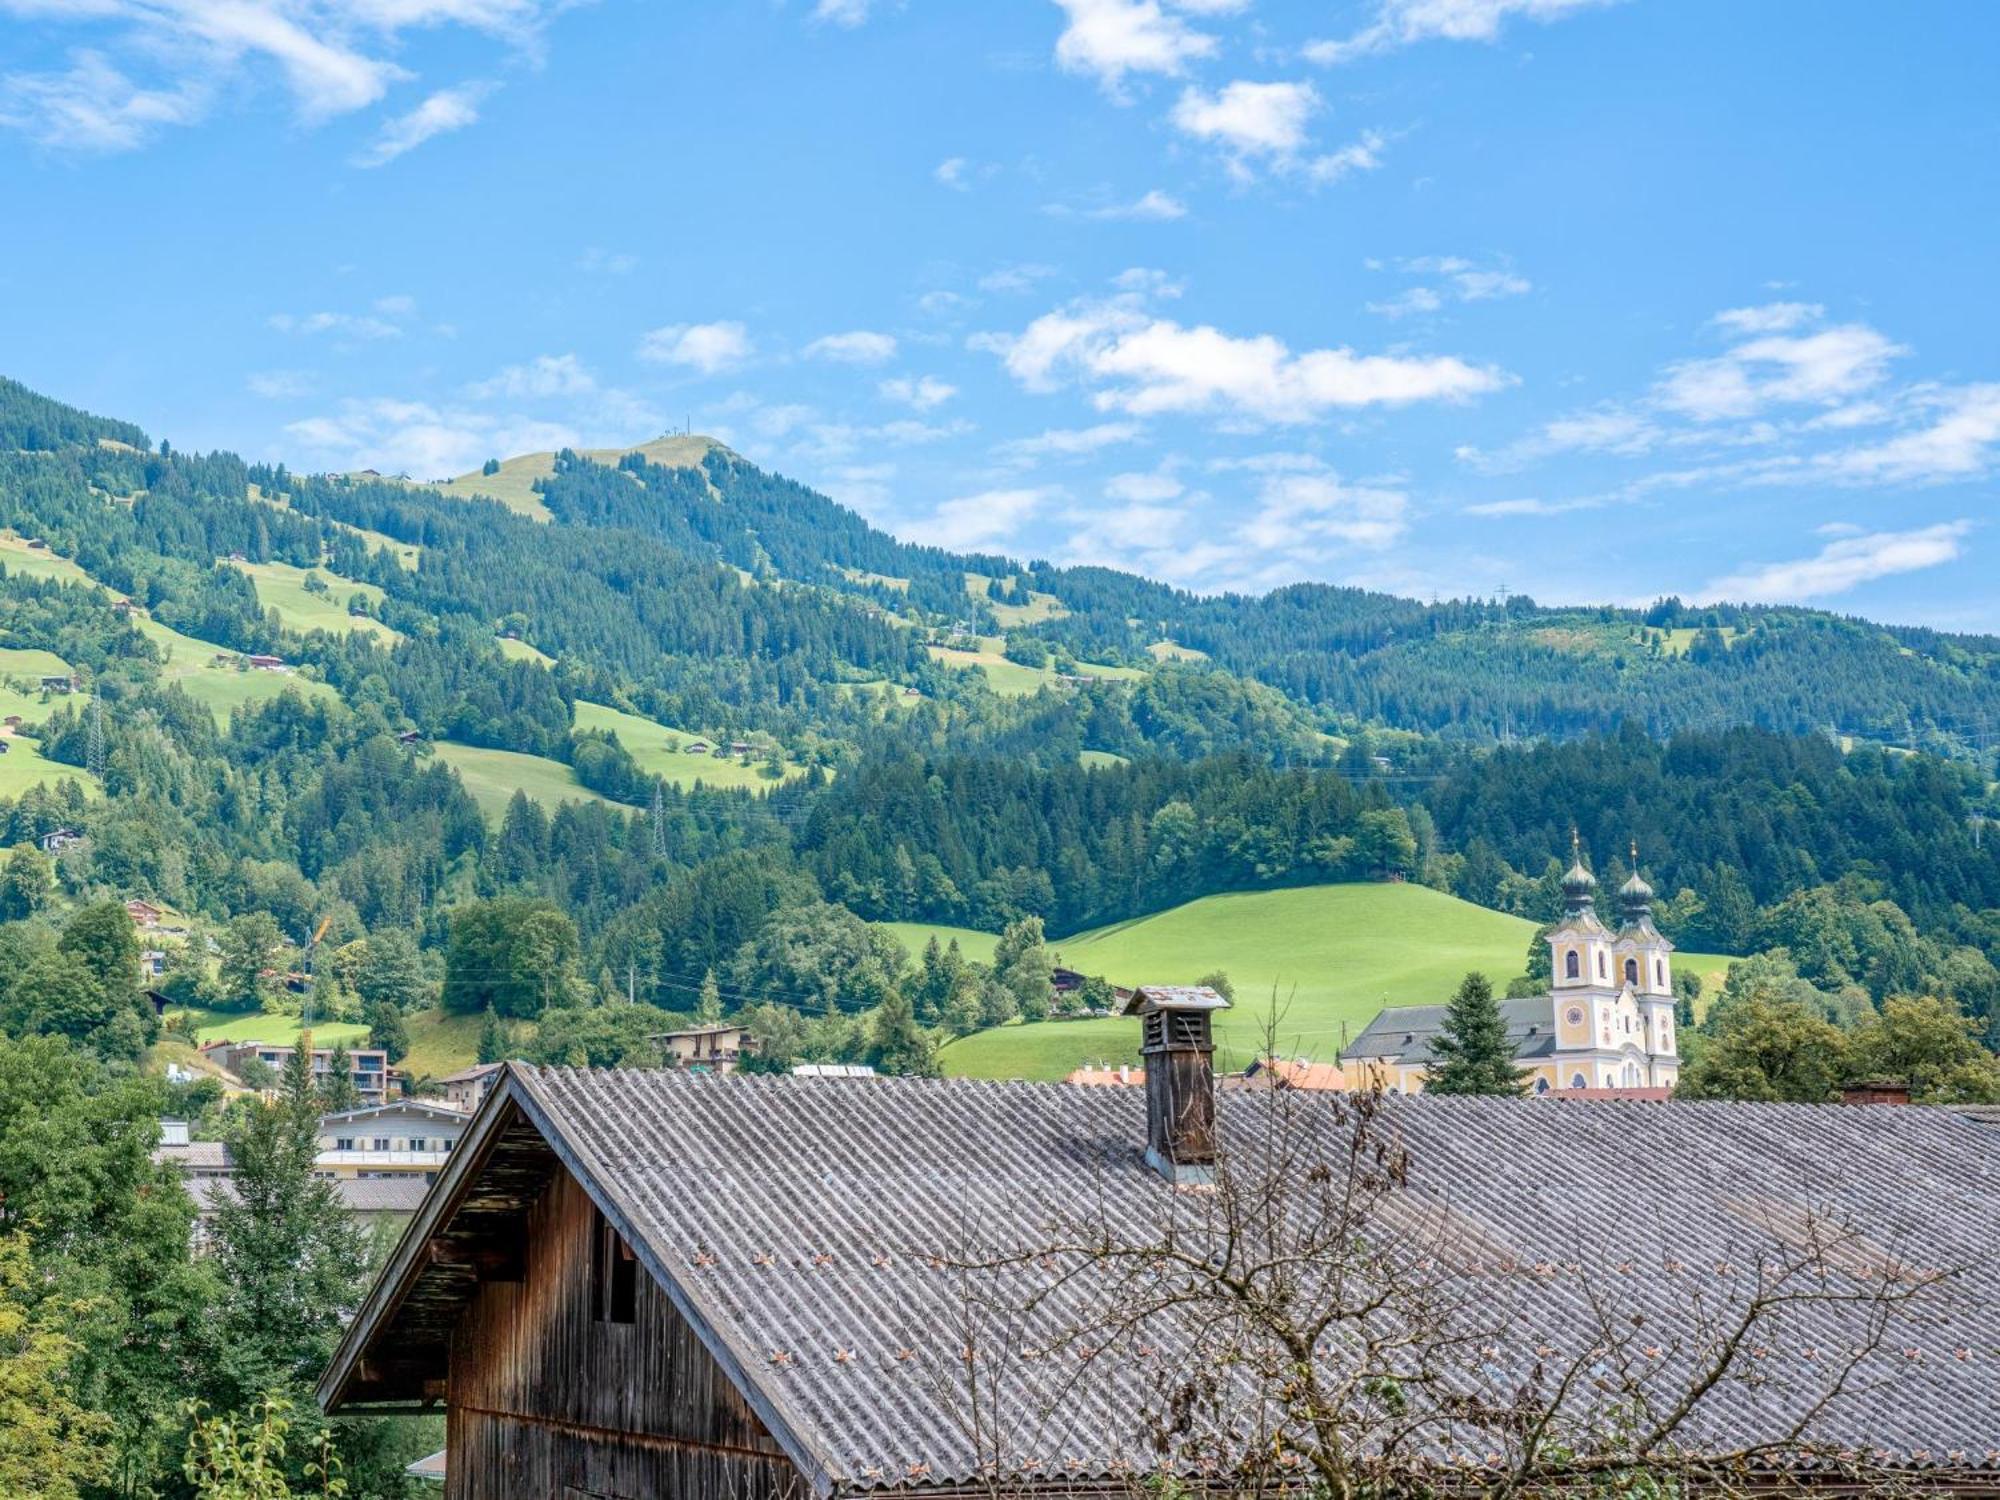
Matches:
[[1560, 856, 1597, 915], [1619, 843, 1654, 923]]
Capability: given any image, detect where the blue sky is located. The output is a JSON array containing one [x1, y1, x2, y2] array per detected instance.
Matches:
[[3, 2, 1998, 627]]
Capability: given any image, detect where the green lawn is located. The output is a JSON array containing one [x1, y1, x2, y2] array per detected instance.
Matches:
[[1148, 639, 1208, 662], [966, 572, 1068, 627], [250, 485, 421, 569], [229, 559, 397, 642], [169, 1007, 371, 1050], [934, 882, 1740, 1082], [0, 534, 94, 585], [0, 647, 84, 724], [574, 699, 807, 791], [432, 741, 622, 820], [1079, 750, 1129, 769], [400, 1009, 492, 1079]]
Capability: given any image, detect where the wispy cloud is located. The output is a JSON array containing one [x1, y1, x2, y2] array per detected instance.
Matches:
[[1702, 521, 1972, 604], [1307, 0, 1618, 64], [637, 321, 754, 375], [1369, 254, 1532, 317], [995, 422, 1145, 463], [879, 375, 957, 410], [902, 486, 1053, 549], [577, 247, 639, 275], [804, 330, 899, 365], [0, 1, 566, 152], [352, 80, 492, 167], [466, 353, 598, 400]]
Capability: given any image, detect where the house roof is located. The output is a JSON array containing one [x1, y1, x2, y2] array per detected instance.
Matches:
[[322, 1067, 2000, 1492], [318, 1100, 471, 1128], [432, 1062, 503, 1085], [1343, 995, 1559, 1066], [152, 1138, 232, 1171], [192, 1174, 430, 1215]]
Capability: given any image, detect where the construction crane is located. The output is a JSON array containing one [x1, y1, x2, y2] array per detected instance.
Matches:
[[297, 915, 333, 1057]]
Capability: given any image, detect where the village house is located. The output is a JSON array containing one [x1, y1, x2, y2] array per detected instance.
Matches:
[[201, 1040, 393, 1106], [320, 986, 2000, 1498], [125, 897, 164, 927], [648, 1022, 757, 1075], [683, 739, 713, 755], [317, 1100, 472, 1182], [433, 1061, 504, 1114], [244, 653, 286, 671], [39, 672, 75, 693], [1345, 847, 1681, 1094], [38, 827, 82, 853]]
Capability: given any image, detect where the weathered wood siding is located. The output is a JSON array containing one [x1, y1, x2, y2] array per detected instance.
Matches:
[[445, 1166, 808, 1500]]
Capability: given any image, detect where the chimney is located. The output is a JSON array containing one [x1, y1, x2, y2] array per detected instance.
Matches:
[[1123, 985, 1230, 1182], [1839, 1079, 1912, 1107]]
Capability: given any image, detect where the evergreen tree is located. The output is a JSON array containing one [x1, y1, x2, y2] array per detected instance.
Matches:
[[696, 966, 722, 1023], [866, 990, 936, 1077], [364, 998, 409, 1064], [477, 1004, 508, 1065], [1424, 971, 1528, 1096], [320, 1042, 358, 1112], [209, 1043, 370, 1409]]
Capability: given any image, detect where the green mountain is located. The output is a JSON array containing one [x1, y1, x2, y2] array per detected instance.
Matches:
[[0, 371, 1997, 1086]]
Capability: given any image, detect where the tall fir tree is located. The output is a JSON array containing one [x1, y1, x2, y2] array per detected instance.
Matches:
[[320, 1041, 358, 1112], [1424, 971, 1529, 1096], [477, 1004, 508, 1065], [696, 967, 722, 1023]]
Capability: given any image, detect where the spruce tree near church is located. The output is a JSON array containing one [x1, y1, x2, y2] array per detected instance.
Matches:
[[1425, 971, 1530, 1096]]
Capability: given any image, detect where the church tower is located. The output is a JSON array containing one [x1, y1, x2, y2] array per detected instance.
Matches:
[[1614, 852, 1679, 1081], [1547, 838, 1613, 994]]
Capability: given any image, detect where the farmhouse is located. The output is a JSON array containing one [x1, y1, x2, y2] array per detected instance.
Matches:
[[434, 1060, 504, 1113], [683, 739, 713, 755], [648, 1022, 757, 1074], [39, 673, 75, 693], [321, 990, 2000, 1497], [1346, 849, 1681, 1094], [125, 897, 164, 926], [38, 827, 82, 853], [244, 653, 286, 671]]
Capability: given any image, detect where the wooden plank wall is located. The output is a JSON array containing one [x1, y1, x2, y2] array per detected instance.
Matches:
[[446, 1166, 808, 1500]]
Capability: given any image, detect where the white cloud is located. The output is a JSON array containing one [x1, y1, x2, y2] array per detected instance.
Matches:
[[1308, 0, 1617, 64], [1657, 322, 1905, 421], [804, 330, 899, 365], [268, 308, 405, 341], [902, 486, 1052, 549], [351, 79, 490, 166], [1105, 470, 1184, 502], [1109, 187, 1187, 219], [637, 321, 754, 375], [995, 421, 1145, 462], [0, 49, 205, 150], [979, 263, 1058, 294], [1712, 301, 1821, 335], [1813, 384, 2000, 484], [466, 353, 597, 400], [879, 375, 957, 410], [812, 0, 875, 25], [0, 1, 565, 151], [984, 281, 1509, 424], [1171, 79, 1317, 160], [246, 369, 313, 399], [1308, 129, 1387, 182], [934, 156, 969, 189], [1241, 469, 1408, 551], [1702, 521, 1972, 604], [1369, 255, 1531, 317], [577, 247, 639, 275], [1053, 0, 1217, 96]]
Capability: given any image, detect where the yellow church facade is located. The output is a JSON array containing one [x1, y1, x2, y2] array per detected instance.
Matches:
[[1344, 853, 1682, 1095]]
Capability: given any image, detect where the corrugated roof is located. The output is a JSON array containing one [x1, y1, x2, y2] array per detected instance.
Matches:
[[324, 1068, 2000, 1490]]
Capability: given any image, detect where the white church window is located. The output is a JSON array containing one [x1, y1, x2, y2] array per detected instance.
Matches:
[[1565, 950, 1579, 979]]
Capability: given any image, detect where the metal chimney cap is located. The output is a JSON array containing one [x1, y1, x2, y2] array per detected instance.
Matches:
[[1121, 984, 1232, 1017]]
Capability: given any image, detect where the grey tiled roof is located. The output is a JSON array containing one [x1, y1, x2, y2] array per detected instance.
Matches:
[[1342, 995, 1558, 1065], [192, 1174, 430, 1215], [414, 1067, 2000, 1490], [152, 1139, 232, 1170]]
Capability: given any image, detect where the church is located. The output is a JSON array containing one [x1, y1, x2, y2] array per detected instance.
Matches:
[[1343, 848, 1682, 1094]]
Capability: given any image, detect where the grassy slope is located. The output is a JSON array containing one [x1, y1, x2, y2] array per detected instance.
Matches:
[[0, 735, 98, 799], [431, 742, 620, 821], [417, 434, 722, 522], [967, 572, 1067, 627], [927, 636, 1146, 698], [250, 485, 420, 569], [934, 883, 1739, 1081], [496, 635, 555, 665], [230, 560, 397, 642], [136, 616, 336, 717], [877, 920, 1000, 966], [575, 699, 807, 792], [400, 1010, 489, 1078]]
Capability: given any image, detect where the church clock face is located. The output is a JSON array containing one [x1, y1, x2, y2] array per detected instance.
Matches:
[[1564, 1005, 1584, 1027]]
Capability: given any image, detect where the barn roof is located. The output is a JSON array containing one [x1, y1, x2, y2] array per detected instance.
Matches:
[[1343, 994, 1559, 1065], [320, 1067, 2000, 1494]]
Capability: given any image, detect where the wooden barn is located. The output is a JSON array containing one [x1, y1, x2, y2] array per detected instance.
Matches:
[[321, 992, 2000, 1500]]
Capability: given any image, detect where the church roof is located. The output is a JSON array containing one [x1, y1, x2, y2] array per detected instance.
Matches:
[[1343, 995, 1558, 1066]]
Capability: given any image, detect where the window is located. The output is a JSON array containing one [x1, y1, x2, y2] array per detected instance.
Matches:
[[1570, 1072, 1588, 1090], [1533, 1078, 1550, 1094], [1656, 959, 1665, 985], [335, 1137, 355, 1151], [1564, 950, 1579, 979], [1624, 958, 1638, 984], [1596, 952, 1606, 978], [1564, 1006, 1583, 1027], [372, 1137, 390, 1152], [592, 1206, 637, 1325]]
